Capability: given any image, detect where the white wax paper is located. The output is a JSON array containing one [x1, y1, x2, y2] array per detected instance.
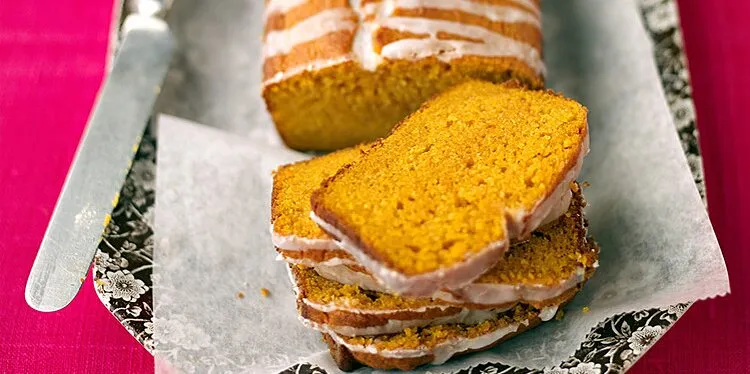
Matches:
[[153, 0, 729, 372]]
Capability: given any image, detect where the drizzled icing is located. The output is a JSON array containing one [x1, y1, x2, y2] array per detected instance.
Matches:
[[375, 0, 540, 27], [263, 8, 357, 58], [301, 306, 505, 336], [313, 262, 586, 306], [262, 0, 543, 85], [326, 317, 537, 364], [264, 0, 308, 17]]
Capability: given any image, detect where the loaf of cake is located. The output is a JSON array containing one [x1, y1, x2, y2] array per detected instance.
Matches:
[[262, 0, 544, 151]]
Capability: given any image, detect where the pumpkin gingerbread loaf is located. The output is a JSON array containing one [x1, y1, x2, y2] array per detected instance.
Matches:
[[263, 0, 544, 150], [310, 81, 589, 295]]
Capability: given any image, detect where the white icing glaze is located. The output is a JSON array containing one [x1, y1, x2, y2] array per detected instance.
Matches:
[[271, 225, 340, 250], [505, 134, 590, 239], [311, 210, 509, 295], [302, 307, 504, 336], [283, 255, 358, 268], [327, 318, 534, 363], [314, 262, 586, 305], [315, 263, 384, 290], [351, 21, 383, 71], [263, 56, 351, 86], [378, 17, 544, 75], [538, 305, 559, 322], [510, 0, 541, 15], [391, 0, 540, 27], [302, 298, 455, 314], [264, 8, 357, 58], [265, 0, 308, 17]]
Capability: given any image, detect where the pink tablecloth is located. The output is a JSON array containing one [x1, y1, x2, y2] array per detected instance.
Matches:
[[0, 0, 748, 373], [0, 1, 153, 373]]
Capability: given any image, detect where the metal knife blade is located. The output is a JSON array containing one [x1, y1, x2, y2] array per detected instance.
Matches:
[[25, 14, 174, 312]]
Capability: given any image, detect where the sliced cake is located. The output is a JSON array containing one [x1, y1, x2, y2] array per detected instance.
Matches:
[[290, 191, 597, 337], [310, 81, 589, 295]]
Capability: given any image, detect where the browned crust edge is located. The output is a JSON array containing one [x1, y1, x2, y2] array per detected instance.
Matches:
[[299, 298, 464, 329], [322, 316, 544, 371], [321, 290, 581, 371], [299, 268, 592, 330]]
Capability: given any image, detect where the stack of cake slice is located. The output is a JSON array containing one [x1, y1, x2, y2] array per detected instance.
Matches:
[[271, 81, 598, 371]]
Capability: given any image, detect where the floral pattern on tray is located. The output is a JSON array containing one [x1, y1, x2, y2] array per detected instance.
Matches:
[[93, 124, 157, 352], [94, 0, 701, 371]]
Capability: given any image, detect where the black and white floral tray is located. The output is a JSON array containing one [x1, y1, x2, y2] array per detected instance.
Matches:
[[93, 0, 702, 372]]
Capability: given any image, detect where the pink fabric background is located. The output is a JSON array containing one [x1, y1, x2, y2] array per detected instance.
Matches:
[[0, 0, 747, 372]]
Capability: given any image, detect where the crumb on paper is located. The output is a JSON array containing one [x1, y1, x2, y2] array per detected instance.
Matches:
[[582, 181, 591, 188], [237, 291, 245, 300], [569, 181, 580, 193], [260, 288, 270, 297], [79, 277, 85, 284], [582, 306, 591, 313], [555, 309, 565, 321]]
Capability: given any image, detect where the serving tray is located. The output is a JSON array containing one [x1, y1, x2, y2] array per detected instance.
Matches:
[[92, 0, 703, 372]]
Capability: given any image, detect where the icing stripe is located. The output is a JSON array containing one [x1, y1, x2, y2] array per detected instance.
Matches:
[[264, 8, 356, 58], [391, 0, 539, 27], [509, 0, 540, 15], [379, 18, 544, 74], [265, 0, 309, 17], [264, 56, 351, 86]]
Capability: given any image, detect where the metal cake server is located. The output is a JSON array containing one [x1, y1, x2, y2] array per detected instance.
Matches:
[[25, 0, 174, 312]]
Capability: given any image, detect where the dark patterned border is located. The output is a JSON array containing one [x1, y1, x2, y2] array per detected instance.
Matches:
[[93, 124, 156, 352], [94, 0, 701, 372]]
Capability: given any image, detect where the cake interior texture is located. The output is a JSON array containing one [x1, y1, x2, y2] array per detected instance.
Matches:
[[311, 81, 588, 277], [272, 144, 366, 241]]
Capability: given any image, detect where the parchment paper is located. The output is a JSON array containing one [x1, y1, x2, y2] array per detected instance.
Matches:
[[153, 0, 729, 372]]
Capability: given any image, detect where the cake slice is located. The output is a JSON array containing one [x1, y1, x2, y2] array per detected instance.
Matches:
[[309, 189, 597, 306], [290, 192, 598, 336], [271, 145, 369, 267], [310, 81, 589, 295], [271, 144, 581, 269], [321, 304, 567, 371]]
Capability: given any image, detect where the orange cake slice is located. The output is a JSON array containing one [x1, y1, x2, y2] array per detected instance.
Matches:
[[271, 145, 369, 266], [311, 81, 589, 295], [263, 0, 544, 150], [311, 189, 597, 305], [322, 304, 565, 371], [291, 192, 598, 336]]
